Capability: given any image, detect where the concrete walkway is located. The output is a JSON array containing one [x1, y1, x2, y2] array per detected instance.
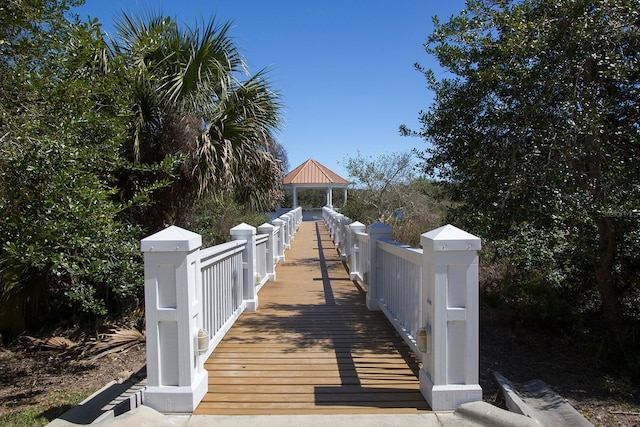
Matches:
[[51, 400, 540, 426]]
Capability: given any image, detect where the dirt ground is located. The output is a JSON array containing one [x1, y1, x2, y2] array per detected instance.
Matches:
[[0, 332, 146, 425], [479, 312, 640, 427], [1, 315, 639, 426]]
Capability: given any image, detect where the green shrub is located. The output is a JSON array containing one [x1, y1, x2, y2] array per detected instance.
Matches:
[[0, 136, 146, 338], [183, 197, 270, 247], [0, 17, 149, 339]]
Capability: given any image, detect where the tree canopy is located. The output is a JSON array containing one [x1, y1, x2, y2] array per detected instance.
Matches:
[[341, 151, 415, 222], [109, 11, 285, 226], [408, 0, 640, 350], [0, 2, 286, 339]]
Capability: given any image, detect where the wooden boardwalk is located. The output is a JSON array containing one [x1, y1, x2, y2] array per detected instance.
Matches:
[[195, 220, 429, 415]]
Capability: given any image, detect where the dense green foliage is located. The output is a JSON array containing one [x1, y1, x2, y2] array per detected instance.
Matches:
[[0, 1, 285, 340], [0, 3, 143, 336], [408, 0, 640, 363]]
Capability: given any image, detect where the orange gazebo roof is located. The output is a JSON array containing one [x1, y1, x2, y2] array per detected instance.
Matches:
[[283, 159, 348, 186]]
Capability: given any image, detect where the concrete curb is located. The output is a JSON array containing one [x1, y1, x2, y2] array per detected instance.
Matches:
[[492, 372, 593, 426], [46, 368, 146, 427], [455, 401, 540, 427]]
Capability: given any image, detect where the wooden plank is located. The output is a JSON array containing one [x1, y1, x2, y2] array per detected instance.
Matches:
[[196, 401, 430, 410], [201, 392, 427, 403], [196, 220, 429, 415], [206, 371, 419, 379], [209, 351, 408, 359], [207, 377, 419, 386], [206, 360, 415, 367], [206, 384, 420, 393], [209, 368, 415, 377], [194, 407, 429, 415], [206, 361, 416, 367], [213, 343, 410, 351]]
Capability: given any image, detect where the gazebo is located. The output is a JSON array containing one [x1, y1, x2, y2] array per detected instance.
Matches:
[[283, 158, 349, 208]]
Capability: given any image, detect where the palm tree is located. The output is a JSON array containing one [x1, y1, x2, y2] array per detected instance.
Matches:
[[110, 11, 284, 227]]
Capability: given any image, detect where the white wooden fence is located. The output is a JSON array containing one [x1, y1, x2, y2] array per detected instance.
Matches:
[[140, 207, 302, 412], [323, 206, 482, 411]]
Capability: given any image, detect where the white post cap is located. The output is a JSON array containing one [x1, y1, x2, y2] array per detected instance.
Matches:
[[421, 224, 481, 252], [140, 226, 202, 252]]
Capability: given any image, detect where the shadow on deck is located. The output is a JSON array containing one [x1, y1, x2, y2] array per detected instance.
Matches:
[[195, 221, 429, 415]]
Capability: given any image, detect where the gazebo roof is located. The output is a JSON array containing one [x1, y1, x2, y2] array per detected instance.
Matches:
[[283, 158, 348, 186]]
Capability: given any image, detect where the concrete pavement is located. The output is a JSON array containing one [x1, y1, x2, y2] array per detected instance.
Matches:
[[108, 403, 540, 426], [48, 399, 540, 427]]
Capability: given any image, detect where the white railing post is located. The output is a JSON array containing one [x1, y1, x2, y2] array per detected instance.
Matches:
[[284, 213, 292, 243], [419, 224, 482, 410], [339, 215, 353, 259], [272, 218, 285, 262], [286, 213, 293, 248], [258, 223, 276, 281], [293, 206, 303, 228], [348, 221, 366, 281], [333, 213, 344, 248], [283, 214, 291, 249], [289, 211, 297, 236], [289, 211, 297, 238], [366, 221, 393, 311], [324, 208, 332, 236], [140, 226, 207, 413], [279, 214, 292, 249], [230, 223, 258, 312], [330, 212, 339, 240]]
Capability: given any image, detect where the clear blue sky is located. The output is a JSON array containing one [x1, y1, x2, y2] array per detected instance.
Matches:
[[74, 1, 466, 179]]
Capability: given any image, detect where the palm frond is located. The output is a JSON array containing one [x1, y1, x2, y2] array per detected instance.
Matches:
[[90, 328, 144, 360], [109, 9, 285, 212], [18, 336, 77, 352], [42, 336, 76, 351]]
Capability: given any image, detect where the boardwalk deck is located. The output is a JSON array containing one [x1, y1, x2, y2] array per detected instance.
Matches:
[[195, 220, 429, 415]]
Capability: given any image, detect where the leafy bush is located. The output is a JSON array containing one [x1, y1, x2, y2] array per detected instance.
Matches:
[[0, 120, 146, 334], [341, 178, 450, 247], [183, 197, 270, 247], [0, 16, 147, 339]]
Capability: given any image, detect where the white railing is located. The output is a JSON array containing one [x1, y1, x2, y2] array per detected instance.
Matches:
[[349, 228, 369, 288], [378, 240, 423, 356], [199, 240, 245, 360], [323, 205, 482, 411], [255, 233, 269, 290], [141, 206, 302, 412]]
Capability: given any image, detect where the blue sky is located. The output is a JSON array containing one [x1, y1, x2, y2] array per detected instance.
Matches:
[[75, 1, 466, 179]]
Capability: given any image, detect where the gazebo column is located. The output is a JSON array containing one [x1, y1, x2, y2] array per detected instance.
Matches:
[[343, 187, 348, 203], [326, 186, 333, 208], [292, 186, 298, 208]]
